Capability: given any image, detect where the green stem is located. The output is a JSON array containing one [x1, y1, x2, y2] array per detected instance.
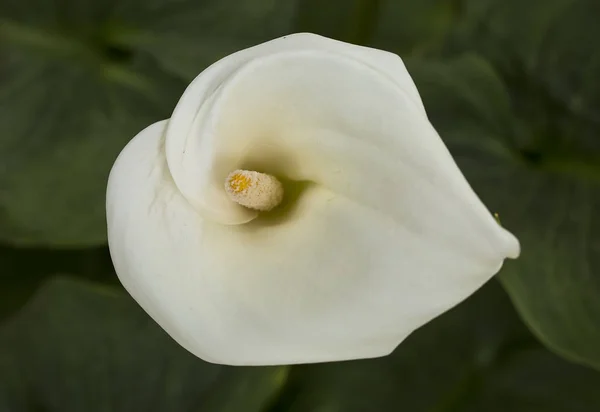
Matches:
[[344, 0, 382, 45]]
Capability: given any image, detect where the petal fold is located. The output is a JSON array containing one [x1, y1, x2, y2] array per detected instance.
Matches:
[[165, 33, 426, 224]]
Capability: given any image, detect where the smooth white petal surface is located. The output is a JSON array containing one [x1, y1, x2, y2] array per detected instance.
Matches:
[[107, 33, 520, 366], [165, 33, 426, 224]]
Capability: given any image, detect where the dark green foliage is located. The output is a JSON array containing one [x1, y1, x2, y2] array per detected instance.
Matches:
[[1, 0, 600, 409]]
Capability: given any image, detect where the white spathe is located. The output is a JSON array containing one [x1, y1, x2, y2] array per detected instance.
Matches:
[[106, 33, 520, 366]]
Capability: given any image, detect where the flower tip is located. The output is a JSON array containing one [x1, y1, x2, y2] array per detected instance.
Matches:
[[225, 170, 284, 211], [500, 230, 521, 260], [492, 212, 520, 259]]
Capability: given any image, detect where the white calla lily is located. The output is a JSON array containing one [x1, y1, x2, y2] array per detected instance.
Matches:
[[106, 33, 519, 366]]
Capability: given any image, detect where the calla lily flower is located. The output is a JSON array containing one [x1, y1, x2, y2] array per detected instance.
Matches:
[[106, 33, 520, 366]]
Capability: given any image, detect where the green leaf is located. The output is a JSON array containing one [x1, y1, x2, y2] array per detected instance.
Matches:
[[0, 0, 296, 246], [0, 255, 47, 324], [272, 281, 600, 412], [0, 245, 115, 322], [407, 55, 600, 370], [293, 0, 458, 52], [446, 0, 600, 151], [447, 0, 576, 68], [528, 0, 600, 151], [0, 276, 287, 412], [373, 0, 460, 56], [0, 33, 183, 246], [111, 0, 298, 80]]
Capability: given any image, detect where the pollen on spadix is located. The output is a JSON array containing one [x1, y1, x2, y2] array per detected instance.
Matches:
[[225, 170, 284, 211]]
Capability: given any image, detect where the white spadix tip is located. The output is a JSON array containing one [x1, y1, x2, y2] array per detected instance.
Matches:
[[225, 170, 284, 211]]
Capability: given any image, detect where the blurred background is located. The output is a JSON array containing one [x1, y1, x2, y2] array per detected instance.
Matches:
[[1, 0, 600, 410]]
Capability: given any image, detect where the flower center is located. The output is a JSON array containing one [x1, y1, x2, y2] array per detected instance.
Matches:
[[224, 170, 284, 211]]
